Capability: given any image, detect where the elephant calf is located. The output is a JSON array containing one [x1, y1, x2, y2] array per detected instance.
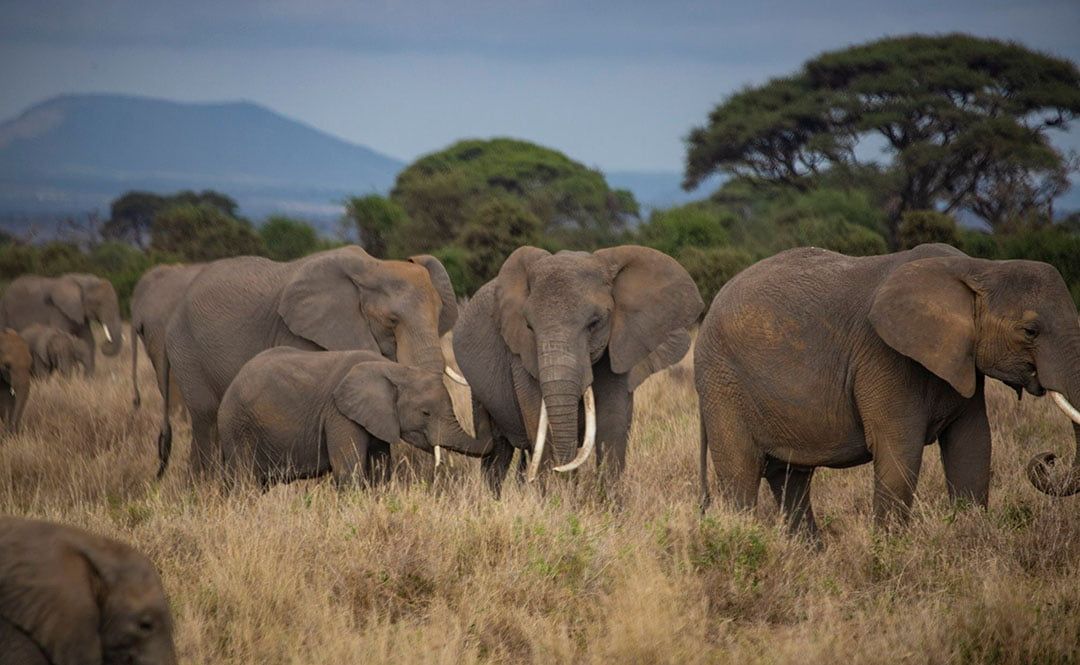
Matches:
[[20, 323, 92, 378], [0, 516, 177, 665], [0, 329, 31, 436], [218, 348, 491, 487]]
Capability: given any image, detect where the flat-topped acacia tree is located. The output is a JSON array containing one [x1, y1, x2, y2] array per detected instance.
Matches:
[[684, 34, 1080, 246]]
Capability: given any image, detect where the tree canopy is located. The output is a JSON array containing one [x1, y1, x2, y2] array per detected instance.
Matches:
[[389, 138, 638, 255], [685, 34, 1080, 244]]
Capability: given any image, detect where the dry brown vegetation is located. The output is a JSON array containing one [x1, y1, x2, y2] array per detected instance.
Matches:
[[2, 328, 1079, 664]]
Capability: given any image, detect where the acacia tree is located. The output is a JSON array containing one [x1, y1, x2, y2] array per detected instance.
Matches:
[[685, 34, 1080, 246]]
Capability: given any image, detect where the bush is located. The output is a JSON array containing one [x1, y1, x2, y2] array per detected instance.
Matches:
[[458, 198, 543, 293], [151, 204, 265, 261], [897, 210, 960, 249], [677, 246, 755, 306], [792, 217, 888, 256], [260, 217, 319, 261], [639, 204, 730, 256], [343, 195, 410, 258]]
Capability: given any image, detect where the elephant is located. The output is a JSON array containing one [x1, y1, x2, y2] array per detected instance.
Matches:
[[0, 329, 31, 436], [0, 273, 122, 375], [0, 516, 177, 665], [130, 263, 204, 410], [695, 244, 1080, 534], [218, 348, 491, 487], [453, 245, 703, 494], [19, 323, 93, 378], [159, 246, 460, 478]]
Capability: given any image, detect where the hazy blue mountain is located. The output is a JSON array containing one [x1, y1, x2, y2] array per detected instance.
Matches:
[[606, 170, 723, 214], [0, 94, 403, 234]]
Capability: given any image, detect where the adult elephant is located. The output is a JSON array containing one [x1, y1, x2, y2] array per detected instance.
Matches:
[[130, 263, 204, 410], [0, 329, 31, 436], [453, 246, 703, 494], [219, 348, 491, 487], [0, 516, 177, 665], [695, 244, 1080, 534], [0, 273, 122, 375], [159, 246, 459, 477], [20, 323, 92, 377]]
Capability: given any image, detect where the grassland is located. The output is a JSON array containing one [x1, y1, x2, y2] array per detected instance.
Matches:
[[2, 329, 1079, 664]]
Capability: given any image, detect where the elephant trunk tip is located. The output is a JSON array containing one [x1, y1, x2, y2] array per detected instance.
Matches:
[[1027, 451, 1080, 497]]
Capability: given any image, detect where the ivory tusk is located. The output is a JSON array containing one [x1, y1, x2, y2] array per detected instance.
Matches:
[[434, 445, 443, 467], [444, 365, 469, 386], [554, 386, 597, 473], [526, 399, 549, 482], [1050, 391, 1080, 426], [8, 387, 14, 397], [103, 326, 113, 343]]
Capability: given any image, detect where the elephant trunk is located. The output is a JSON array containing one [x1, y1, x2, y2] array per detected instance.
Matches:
[[432, 411, 492, 457], [396, 332, 445, 374], [1027, 365, 1080, 497]]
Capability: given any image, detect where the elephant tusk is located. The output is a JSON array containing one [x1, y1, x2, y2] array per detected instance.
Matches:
[[434, 445, 443, 467], [554, 386, 597, 473], [8, 387, 14, 397], [444, 365, 469, 386], [526, 399, 549, 482], [103, 326, 113, 343], [1050, 391, 1080, 426]]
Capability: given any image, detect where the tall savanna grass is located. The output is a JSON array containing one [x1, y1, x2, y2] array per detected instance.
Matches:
[[1, 327, 1078, 663]]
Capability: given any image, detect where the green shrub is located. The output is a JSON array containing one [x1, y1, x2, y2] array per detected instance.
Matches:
[[260, 216, 319, 261], [897, 210, 960, 249], [677, 246, 755, 306], [639, 203, 730, 256]]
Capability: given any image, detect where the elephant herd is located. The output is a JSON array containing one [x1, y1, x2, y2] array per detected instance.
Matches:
[[2, 241, 1080, 663]]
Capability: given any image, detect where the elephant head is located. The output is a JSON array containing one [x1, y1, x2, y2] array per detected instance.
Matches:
[[494, 246, 703, 476], [55, 274, 123, 357], [868, 254, 1080, 496], [332, 360, 492, 456], [0, 329, 31, 435], [278, 247, 458, 375], [0, 517, 177, 665]]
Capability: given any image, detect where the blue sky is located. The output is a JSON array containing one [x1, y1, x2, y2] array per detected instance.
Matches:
[[1, 0, 1078, 172]]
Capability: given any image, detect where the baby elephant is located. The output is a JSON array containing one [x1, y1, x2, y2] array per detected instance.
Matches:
[[219, 348, 491, 487], [20, 323, 92, 378], [0, 516, 177, 665]]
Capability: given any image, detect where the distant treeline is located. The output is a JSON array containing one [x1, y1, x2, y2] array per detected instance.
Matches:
[[2, 34, 1079, 310]]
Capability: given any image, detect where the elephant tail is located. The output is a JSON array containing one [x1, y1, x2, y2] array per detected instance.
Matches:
[[156, 349, 172, 479], [131, 323, 142, 410], [699, 415, 711, 515]]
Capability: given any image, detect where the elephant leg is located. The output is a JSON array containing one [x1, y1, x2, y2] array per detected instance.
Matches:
[[592, 359, 633, 486], [938, 383, 990, 508], [368, 441, 392, 486], [764, 457, 818, 537], [76, 326, 96, 375], [188, 409, 219, 477], [482, 435, 515, 497], [702, 397, 762, 513], [515, 447, 529, 484], [323, 410, 370, 486], [863, 414, 924, 526]]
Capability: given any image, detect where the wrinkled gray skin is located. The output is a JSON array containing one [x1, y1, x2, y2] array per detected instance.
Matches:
[[130, 263, 205, 410], [20, 323, 92, 378], [0, 273, 122, 375], [0, 516, 177, 665], [219, 348, 491, 487], [695, 244, 1080, 535], [453, 245, 702, 493], [160, 246, 457, 478], [0, 329, 32, 436]]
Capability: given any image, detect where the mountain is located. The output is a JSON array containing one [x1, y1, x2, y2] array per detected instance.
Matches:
[[0, 94, 403, 234]]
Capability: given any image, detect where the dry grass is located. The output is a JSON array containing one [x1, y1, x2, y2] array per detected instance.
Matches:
[[2, 327, 1079, 664]]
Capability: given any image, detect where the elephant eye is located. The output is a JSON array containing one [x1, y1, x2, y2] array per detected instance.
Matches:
[[421, 407, 432, 417], [1022, 324, 1040, 340], [136, 615, 155, 633]]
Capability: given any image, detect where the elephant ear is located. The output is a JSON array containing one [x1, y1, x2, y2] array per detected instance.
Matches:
[[869, 256, 978, 398], [0, 532, 106, 665], [408, 255, 458, 335], [494, 246, 551, 377], [595, 246, 704, 380], [333, 361, 401, 443], [48, 278, 85, 324], [279, 247, 380, 351]]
